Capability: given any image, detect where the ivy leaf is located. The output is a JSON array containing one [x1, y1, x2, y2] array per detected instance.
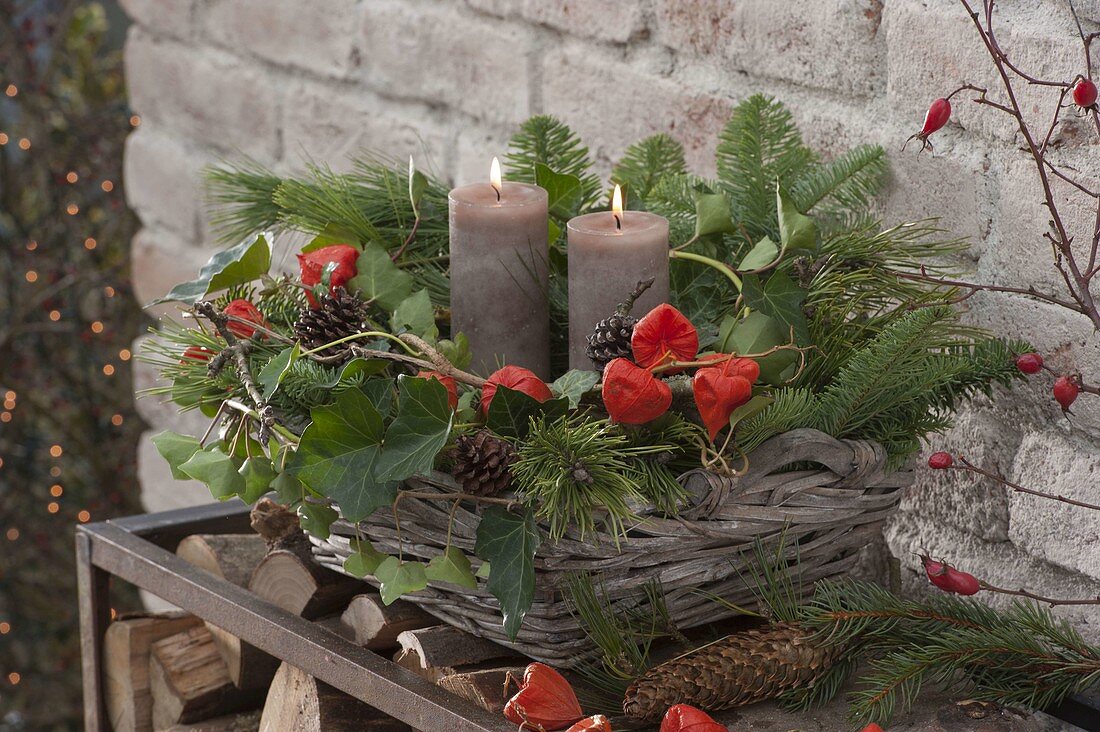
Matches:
[[550, 370, 600, 408], [408, 157, 429, 217], [535, 162, 583, 219], [314, 358, 391, 392], [717, 311, 799, 385], [297, 501, 339, 540], [438, 333, 472, 370], [375, 557, 429, 605], [151, 431, 203, 480], [348, 242, 414, 311], [547, 218, 562, 246], [152, 234, 271, 305], [238, 457, 277, 503], [486, 386, 568, 440], [391, 289, 438, 341], [737, 237, 779, 272], [300, 225, 360, 253], [425, 546, 478, 590], [741, 272, 809, 344], [694, 191, 736, 237], [360, 378, 396, 418], [180, 448, 244, 501], [287, 389, 396, 523], [344, 540, 389, 578], [475, 561, 491, 579], [729, 395, 774, 431], [271, 471, 304, 505], [375, 376, 453, 482], [257, 344, 300, 398], [475, 506, 540, 641], [777, 185, 816, 252]]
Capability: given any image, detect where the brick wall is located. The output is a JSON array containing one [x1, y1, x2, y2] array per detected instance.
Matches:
[[122, 0, 1100, 630]]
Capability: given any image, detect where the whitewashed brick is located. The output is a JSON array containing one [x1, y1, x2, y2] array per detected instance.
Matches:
[[282, 81, 451, 177], [887, 513, 1100, 643], [118, 0, 197, 40], [655, 0, 886, 95], [203, 0, 362, 77], [125, 29, 281, 160], [455, 124, 515, 187], [541, 44, 734, 178], [359, 1, 532, 127], [467, 0, 647, 44], [1008, 430, 1100, 578], [123, 126, 212, 243], [130, 227, 223, 319]]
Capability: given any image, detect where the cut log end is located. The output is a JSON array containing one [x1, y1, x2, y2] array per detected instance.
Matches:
[[248, 549, 363, 619], [339, 594, 434, 650], [259, 663, 411, 732]]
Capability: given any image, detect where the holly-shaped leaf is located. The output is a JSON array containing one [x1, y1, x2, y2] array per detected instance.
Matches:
[[391, 289, 438, 341], [425, 546, 478, 589], [717, 311, 799, 385], [374, 376, 454, 482], [152, 234, 271, 305], [180, 448, 244, 501], [486, 386, 568, 440], [258, 344, 300, 397], [550, 370, 600, 408], [151, 431, 203, 480], [343, 539, 389, 578], [238, 457, 277, 503], [535, 162, 583, 219], [741, 272, 809, 344], [348, 242, 414, 311], [737, 237, 779, 272], [475, 506, 540, 641], [297, 501, 339, 540], [375, 557, 429, 605], [694, 190, 737, 237], [777, 185, 816, 252], [287, 389, 397, 523]]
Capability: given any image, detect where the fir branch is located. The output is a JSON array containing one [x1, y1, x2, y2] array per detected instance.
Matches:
[[611, 133, 688, 204], [790, 144, 887, 221], [504, 115, 603, 210]]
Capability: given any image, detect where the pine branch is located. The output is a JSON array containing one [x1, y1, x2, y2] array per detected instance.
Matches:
[[504, 115, 603, 210], [611, 133, 687, 204]]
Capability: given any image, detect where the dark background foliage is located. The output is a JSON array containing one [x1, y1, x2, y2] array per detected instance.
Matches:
[[0, 1, 144, 728]]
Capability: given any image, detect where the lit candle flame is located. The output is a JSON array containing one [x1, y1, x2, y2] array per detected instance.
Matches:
[[612, 184, 623, 230], [490, 157, 502, 201]]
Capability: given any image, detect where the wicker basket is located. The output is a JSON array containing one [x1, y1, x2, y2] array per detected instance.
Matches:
[[309, 428, 910, 665]]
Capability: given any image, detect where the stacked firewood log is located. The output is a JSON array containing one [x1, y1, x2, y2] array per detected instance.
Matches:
[[102, 500, 520, 731]]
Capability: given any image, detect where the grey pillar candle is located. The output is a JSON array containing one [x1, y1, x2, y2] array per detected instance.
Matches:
[[567, 186, 670, 370], [449, 160, 551, 379]]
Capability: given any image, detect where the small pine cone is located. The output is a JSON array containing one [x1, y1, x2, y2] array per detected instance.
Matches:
[[292, 287, 368, 361], [584, 313, 637, 371], [451, 430, 517, 496], [622, 622, 844, 721]]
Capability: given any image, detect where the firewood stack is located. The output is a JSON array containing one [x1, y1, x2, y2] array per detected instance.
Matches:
[[102, 500, 522, 731]]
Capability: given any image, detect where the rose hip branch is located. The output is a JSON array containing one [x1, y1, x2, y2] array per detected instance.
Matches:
[[905, 0, 1100, 607]]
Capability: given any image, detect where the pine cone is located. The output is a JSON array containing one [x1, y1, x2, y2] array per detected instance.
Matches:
[[451, 430, 517, 496], [622, 623, 843, 721], [292, 287, 368, 361], [585, 313, 637, 371]]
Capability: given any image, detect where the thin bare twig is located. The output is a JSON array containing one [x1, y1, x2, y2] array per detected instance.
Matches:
[[951, 456, 1100, 512]]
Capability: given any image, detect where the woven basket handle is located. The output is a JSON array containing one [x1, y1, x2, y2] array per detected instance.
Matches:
[[678, 428, 888, 519]]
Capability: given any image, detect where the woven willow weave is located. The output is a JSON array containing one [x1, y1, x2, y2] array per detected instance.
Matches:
[[310, 428, 910, 664]]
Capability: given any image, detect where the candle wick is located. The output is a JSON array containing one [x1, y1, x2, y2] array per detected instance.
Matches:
[[613, 213, 622, 231], [494, 185, 501, 203]]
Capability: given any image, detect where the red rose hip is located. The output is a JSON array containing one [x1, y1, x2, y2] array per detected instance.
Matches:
[[907, 98, 952, 151], [223, 299, 267, 340], [1074, 78, 1098, 108], [1053, 375, 1080, 411], [927, 451, 953, 469], [1015, 352, 1043, 374]]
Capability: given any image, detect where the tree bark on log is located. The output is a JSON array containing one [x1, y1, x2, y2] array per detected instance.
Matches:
[[176, 534, 278, 691], [104, 612, 203, 732], [258, 663, 411, 732], [149, 626, 263, 729], [339, 594, 434, 651]]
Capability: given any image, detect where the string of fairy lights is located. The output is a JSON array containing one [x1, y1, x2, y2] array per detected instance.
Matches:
[[0, 55, 144, 702]]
